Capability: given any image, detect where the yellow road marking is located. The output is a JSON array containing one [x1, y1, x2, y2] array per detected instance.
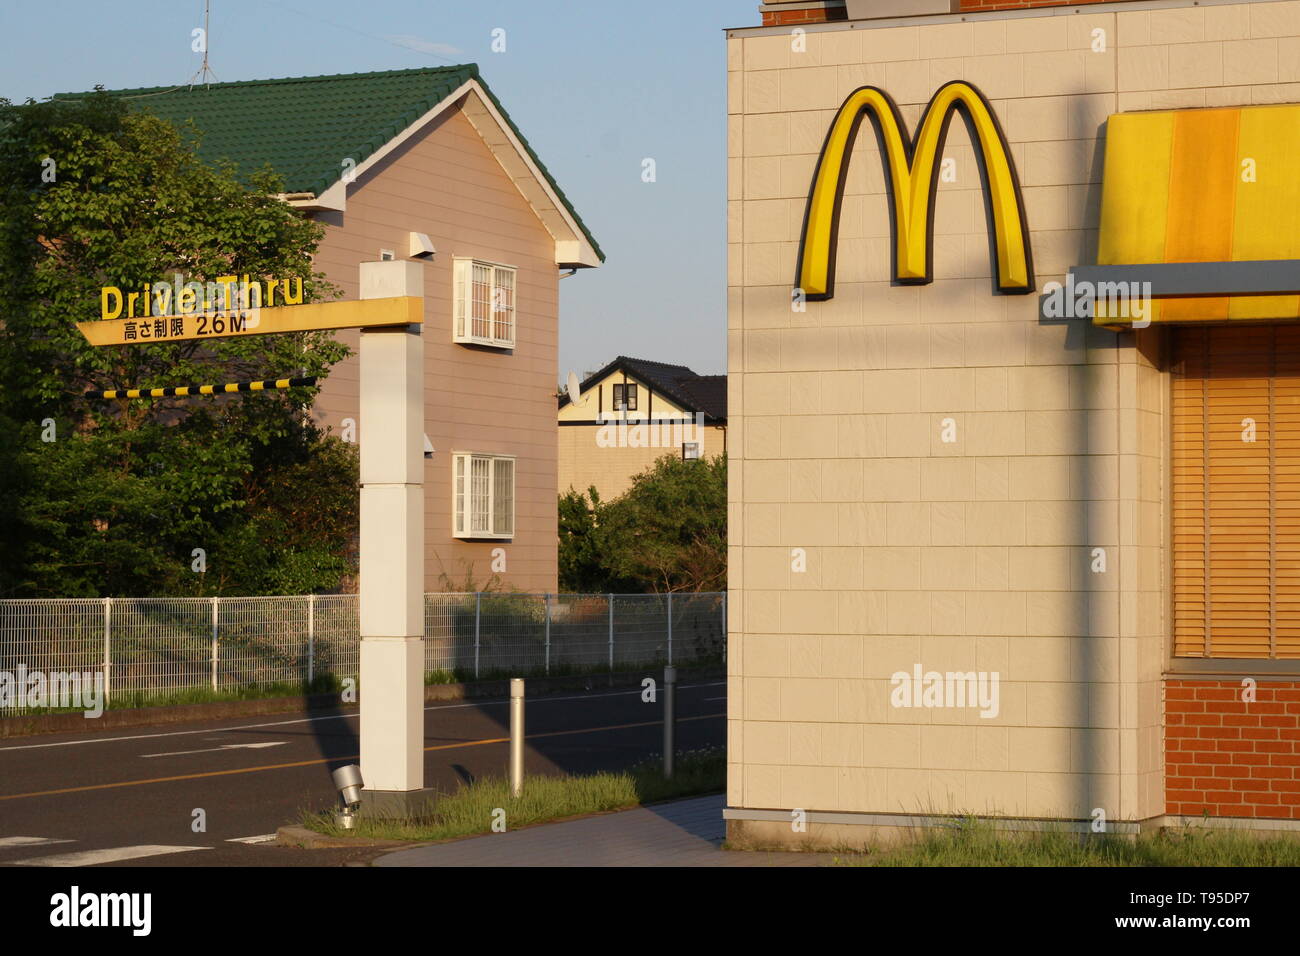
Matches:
[[0, 713, 724, 802]]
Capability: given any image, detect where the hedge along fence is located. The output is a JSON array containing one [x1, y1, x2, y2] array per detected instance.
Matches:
[[0, 592, 727, 708]]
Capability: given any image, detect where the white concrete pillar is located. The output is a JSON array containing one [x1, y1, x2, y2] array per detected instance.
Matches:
[[358, 260, 426, 799]]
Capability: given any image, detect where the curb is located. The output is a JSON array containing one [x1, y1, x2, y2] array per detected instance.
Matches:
[[282, 790, 728, 852], [275, 824, 414, 850], [0, 666, 725, 739]]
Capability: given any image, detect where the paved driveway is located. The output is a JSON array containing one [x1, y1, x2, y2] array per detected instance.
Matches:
[[375, 794, 837, 867]]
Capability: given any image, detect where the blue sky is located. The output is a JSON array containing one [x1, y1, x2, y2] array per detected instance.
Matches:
[[0, 0, 757, 377]]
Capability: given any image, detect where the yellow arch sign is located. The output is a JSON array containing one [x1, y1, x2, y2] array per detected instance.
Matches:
[[795, 81, 1034, 301]]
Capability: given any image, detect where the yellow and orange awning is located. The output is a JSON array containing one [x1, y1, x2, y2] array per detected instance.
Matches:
[[1095, 103, 1300, 325]]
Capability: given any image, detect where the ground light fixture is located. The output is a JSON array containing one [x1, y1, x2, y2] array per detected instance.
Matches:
[[332, 764, 364, 829]]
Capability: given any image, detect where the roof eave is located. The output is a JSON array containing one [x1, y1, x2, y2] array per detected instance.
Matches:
[[280, 192, 345, 212], [460, 79, 603, 269], [292, 78, 602, 269], [556, 240, 603, 269]]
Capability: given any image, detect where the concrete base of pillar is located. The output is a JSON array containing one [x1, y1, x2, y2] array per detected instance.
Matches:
[[359, 787, 439, 819]]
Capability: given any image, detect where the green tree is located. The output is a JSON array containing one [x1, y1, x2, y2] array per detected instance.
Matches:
[[0, 92, 356, 597], [558, 485, 623, 593], [558, 454, 727, 593]]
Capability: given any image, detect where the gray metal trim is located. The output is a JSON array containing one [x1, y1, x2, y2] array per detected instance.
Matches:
[[722, 806, 1144, 834], [725, 807, 1300, 834], [726, 0, 1296, 39], [1163, 814, 1300, 833], [759, 1, 845, 10], [1166, 658, 1300, 679], [1069, 260, 1300, 298]]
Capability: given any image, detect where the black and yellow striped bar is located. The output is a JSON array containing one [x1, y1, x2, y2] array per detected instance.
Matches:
[[86, 376, 317, 400]]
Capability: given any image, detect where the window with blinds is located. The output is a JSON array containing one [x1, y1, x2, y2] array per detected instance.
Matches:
[[1172, 325, 1300, 659], [452, 452, 516, 539], [453, 258, 516, 348]]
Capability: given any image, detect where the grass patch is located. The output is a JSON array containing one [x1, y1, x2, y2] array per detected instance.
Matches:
[[301, 746, 725, 842], [3, 674, 348, 716], [831, 816, 1300, 867]]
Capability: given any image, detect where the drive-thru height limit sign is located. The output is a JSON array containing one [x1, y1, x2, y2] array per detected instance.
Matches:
[[76, 262, 431, 811]]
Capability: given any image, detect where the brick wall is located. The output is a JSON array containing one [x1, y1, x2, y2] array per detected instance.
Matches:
[[762, 7, 848, 26], [1166, 679, 1300, 820]]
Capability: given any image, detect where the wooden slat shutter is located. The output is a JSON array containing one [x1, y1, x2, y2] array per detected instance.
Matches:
[[1171, 332, 1209, 657], [1276, 339, 1300, 657], [1172, 325, 1300, 659]]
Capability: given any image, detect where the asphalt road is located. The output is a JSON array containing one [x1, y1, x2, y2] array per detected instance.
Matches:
[[0, 681, 725, 867]]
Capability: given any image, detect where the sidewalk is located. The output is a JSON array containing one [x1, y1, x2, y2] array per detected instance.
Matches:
[[374, 794, 836, 867]]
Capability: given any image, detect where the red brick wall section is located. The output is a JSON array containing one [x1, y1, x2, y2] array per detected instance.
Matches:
[[762, 1, 1139, 22], [1166, 679, 1300, 820], [762, 8, 848, 25]]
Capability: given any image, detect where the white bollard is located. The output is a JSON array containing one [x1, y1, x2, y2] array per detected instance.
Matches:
[[509, 678, 525, 797]]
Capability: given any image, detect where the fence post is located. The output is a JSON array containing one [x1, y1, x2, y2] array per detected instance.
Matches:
[[663, 664, 677, 779], [544, 593, 551, 676], [102, 597, 112, 703], [607, 594, 614, 673], [667, 591, 673, 666], [307, 593, 315, 685], [474, 592, 481, 680], [210, 596, 219, 691]]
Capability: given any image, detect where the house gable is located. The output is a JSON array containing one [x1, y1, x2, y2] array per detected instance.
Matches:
[[53, 67, 602, 269]]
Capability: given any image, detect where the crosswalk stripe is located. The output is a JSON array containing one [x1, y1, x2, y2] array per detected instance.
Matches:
[[11, 845, 211, 867], [0, 836, 74, 848]]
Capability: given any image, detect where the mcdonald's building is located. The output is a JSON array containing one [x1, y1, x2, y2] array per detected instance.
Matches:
[[725, 0, 1300, 845]]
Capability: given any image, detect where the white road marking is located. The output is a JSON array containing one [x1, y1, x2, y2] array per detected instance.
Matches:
[[226, 834, 277, 844], [12, 845, 211, 867], [140, 741, 288, 758], [0, 681, 727, 753], [0, 836, 74, 848]]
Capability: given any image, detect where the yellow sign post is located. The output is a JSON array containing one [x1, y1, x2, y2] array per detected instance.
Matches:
[[77, 265, 432, 812], [75, 296, 423, 347]]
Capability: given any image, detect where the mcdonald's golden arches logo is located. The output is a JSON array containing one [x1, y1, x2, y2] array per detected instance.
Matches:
[[795, 81, 1035, 301]]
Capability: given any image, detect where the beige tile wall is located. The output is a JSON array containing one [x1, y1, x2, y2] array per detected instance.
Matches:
[[559, 425, 726, 502], [728, 1, 1295, 823]]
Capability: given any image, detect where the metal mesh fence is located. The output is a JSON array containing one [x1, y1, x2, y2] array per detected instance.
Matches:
[[111, 598, 213, 696], [0, 599, 104, 689], [0, 592, 725, 710]]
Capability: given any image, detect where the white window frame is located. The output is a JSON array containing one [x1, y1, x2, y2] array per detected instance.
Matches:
[[613, 382, 638, 412], [453, 257, 516, 349], [682, 441, 701, 461], [452, 451, 516, 539]]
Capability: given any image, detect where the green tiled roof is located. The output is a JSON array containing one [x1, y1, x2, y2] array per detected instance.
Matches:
[[53, 66, 602, 261]]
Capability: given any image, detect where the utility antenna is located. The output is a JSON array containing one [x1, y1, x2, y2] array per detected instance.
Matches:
[[189, 0, 219, 89]]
